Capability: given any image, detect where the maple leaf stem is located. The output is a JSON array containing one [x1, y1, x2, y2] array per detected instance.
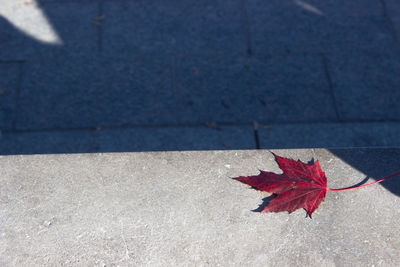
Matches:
[[327, 172, 400, 192]]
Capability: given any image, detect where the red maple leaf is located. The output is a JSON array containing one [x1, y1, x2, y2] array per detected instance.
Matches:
[[234, 153, 327, 218]]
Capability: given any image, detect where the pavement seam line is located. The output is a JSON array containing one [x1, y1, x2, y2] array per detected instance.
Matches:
[[321, 54, 341, 122], [11, 62, 23, 131], [253, 121, 260, 149], [5, 120, 400, 135], [379, 0, 399, 43], [171, 56, 179, 125], [240, 0, 252, 56], [97, 0, 104, 55], [0, 60, 25, 64]]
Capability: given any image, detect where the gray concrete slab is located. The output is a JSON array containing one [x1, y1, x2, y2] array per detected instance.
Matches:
[[327, 51, 400, 121], [174, 54, 337, 124], [382, 122, 400, 146], [258, 122, 400, 149], [385, 0, 400, 40], [0, 149, 399, 265], [40, 0, 98, 2], [16, 55, 175, 130], [0, 1, 98, 60], [0, 129, 97, 155], [0, 125, 255, 155], [0, 62, 19, 130], [95, 125, 255, 152], [247, 0, 396, 54], [16, 54, 337, 130], [102, 0, 246, 58]]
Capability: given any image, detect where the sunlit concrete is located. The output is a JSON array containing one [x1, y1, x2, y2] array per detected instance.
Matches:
[[0, 149, 399, 265]]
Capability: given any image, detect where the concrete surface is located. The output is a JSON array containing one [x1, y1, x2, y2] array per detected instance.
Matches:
[[102, 0, 246, 58], [3, 122, 400, 155], [0, 62, 18, 130], [0, 125, 255, 155], [4, 122, 400, 155], [247, 0, 396, 54], [327, 52, 400, 120], [257, 122, 398, 149], [1, 0, 400, 154], [0, 1, 98, 60], [1, 149, 399, 266], [385, 0, 400, 41], [16, 54, 336, 130]]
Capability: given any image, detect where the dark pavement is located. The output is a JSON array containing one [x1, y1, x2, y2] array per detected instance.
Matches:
[[1, 0, 400, 154]]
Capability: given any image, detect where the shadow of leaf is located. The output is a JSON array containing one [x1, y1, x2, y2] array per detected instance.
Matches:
[[252, 194, 277, 212], [329, 175, 370, 191]]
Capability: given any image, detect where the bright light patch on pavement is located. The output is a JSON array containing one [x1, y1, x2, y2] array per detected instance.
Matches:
[[0, 0, 62, 44], [293, 0, 324, 16]]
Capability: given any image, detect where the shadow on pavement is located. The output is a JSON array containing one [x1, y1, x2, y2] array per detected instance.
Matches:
[[252, 195, 277, 213], [329, 148, 400, 197]]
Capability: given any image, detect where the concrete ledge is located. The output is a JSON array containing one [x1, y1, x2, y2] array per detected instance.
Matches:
[[1, 149, 399, 265]]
